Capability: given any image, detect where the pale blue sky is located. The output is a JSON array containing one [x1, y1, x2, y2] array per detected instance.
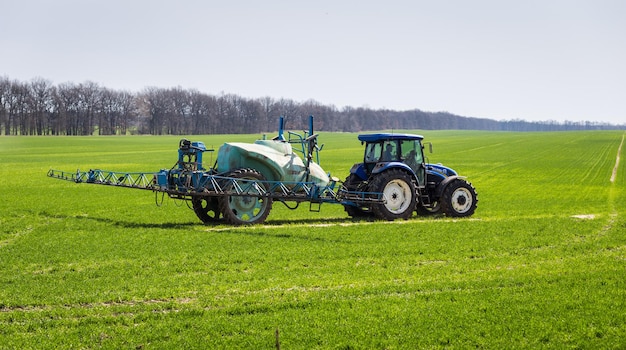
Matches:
[[1, 0, 624, 124]]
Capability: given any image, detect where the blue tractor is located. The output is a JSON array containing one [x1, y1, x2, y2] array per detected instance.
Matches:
[[343, 133, 478, 220]]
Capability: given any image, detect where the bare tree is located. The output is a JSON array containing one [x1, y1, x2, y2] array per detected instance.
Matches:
[[168, 87, 190, 135], [117, 90, 138, 135], [189, 90, 218, 134], [28, 78, 55, 135], [140, 87, 173, 135], [77, 81, 101, 135], [0, 76, 10, 135], [55, 82, 81, 135], [257, 96, 277, 133], [7, 80, 30, 135]]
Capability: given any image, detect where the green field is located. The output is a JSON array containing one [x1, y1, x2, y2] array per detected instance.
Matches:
[[1, 130, 624, 349]]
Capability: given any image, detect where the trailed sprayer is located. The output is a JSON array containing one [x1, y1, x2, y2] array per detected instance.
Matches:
[[48, 116, 477, 225]]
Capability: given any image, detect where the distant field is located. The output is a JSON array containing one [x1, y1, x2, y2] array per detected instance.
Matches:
[[1, 130, 624, 349]]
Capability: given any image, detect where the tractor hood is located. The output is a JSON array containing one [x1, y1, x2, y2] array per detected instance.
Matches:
[[217, 140, 329, 187], [426, 163, 458, 177]]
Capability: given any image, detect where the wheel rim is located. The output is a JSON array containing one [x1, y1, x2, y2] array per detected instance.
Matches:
[[226, 176, 270, 223], [219, 170, 273, 225], [227, 195, 268, 222], [451, 187, 473, 214], [382, 179, 412, 214]]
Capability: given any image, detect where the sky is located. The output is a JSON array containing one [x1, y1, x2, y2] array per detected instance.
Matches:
[[1, 0, 625, 124]]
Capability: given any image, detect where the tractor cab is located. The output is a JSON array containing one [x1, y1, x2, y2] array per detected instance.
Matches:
[[356, 133, 426, 186]]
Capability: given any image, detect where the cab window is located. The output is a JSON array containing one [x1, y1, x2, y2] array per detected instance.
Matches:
[[365, 143, 381, 162], [401, 140, 423, 166], [381, 141, 397, 161]]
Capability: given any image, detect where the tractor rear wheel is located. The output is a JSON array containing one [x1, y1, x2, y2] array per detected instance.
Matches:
[[440, 179, 478, 217], [192, 196, 221, 223], [369, 169, 416, 221], [219, 169, 273, 225]]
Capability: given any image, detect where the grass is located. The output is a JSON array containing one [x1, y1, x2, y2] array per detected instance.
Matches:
[[0, 130, 625, 349]]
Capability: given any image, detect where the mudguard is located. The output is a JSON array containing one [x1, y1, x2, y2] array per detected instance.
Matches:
[[371, 162, 414, 176], [349, 163, 369, 181], [434, 175, 466, 198]]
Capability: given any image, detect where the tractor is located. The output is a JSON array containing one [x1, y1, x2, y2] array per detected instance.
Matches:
[[342, 133, 478, 220]]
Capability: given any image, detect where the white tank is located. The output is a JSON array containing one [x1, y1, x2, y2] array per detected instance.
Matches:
[[216, 140, 329, 187]]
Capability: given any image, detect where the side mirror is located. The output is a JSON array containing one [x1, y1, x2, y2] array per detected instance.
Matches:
[[423, 142, 433, 153]]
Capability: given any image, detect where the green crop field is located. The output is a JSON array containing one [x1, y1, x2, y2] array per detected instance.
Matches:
[[1, 130, 624, 349]]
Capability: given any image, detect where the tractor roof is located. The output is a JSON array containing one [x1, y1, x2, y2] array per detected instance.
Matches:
[[358, 133, 424, 143]]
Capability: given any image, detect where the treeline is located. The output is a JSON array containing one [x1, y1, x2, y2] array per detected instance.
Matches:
[[1, 77, 623, 136]]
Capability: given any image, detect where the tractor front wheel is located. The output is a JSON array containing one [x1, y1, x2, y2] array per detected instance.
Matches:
[[192, 196, 221, 223], [440, 179, 478, 217], [369, 169, 416, 221], [219, 169, 273, 225]]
